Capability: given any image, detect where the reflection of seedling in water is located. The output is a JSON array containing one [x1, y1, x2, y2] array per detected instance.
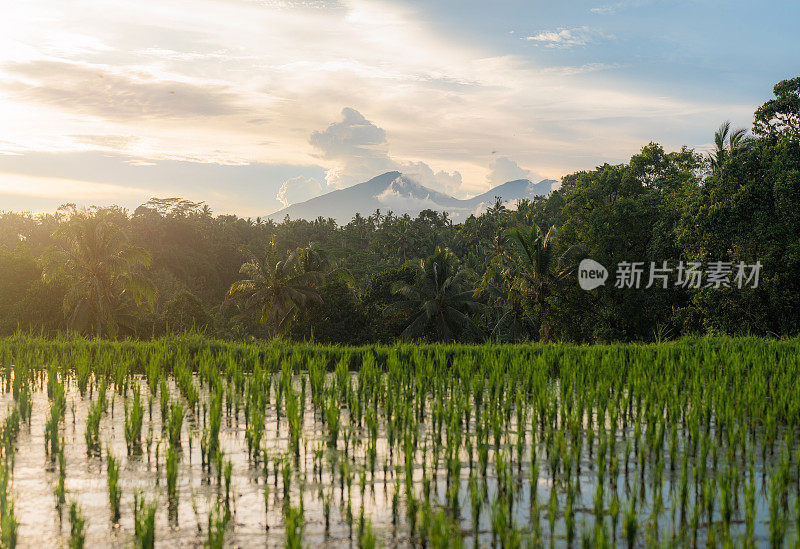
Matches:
[[769, 474, 787, 548], [744, 464, 756, 544], [166, 445, 179, 516], [54, 439, 66, 517], [280, 456, 292, 501], [68, 501, 86, 549], [321, 487, 332, 535], [623, 496, 638, 549], [284, 504, 304, 549], [609, 493, 620, 544], [107, 450, 121, 523], [547, 487, 557, 542], [263, 480, 270, 531], [358, 517, 376, 549], [223, 459, 233, 515], [206, 498, 231, 549], [133, 492, 156, 549]]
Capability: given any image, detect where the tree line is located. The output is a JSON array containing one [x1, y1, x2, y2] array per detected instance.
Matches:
[[0, 77, 798, 343]]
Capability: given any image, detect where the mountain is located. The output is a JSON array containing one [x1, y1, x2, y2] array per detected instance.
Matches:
[[266, 171, 556, 224]]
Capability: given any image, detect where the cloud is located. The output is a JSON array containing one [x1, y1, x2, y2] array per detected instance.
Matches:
[[276, 175, 324, 207], [309, 107, 388, 159], [590, 1, 647, 15], [0, 0, 756, 210], [71, 134, 139, 150], [486, 157, 541, 186], [376, 185, 441, 213], [400, 161, 462, 196], [305, 107, 462, 195], [590, 4, 619, 14], [0, 150, 324, 216], [2, 60, 239, 120], [541, 62, 622, 77], [525, 26, 612, 48], [0, 172, 151, 201], [309, 107, 393, 189]]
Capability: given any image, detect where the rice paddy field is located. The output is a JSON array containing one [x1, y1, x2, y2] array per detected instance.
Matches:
[[0, 335, 798, 548]]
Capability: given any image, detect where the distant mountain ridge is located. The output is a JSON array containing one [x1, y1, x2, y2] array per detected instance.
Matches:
[[267, 171, 555, 224]]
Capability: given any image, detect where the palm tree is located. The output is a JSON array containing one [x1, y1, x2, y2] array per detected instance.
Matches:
[[225, 240, 323, 335], [708, 120, 751, 172], [500, 224, 577, 341], [300, 242, 354, 286], [391, 249, 483, 341], [390, 217, 416, 263], [42, 212, 156, 337], [477, 258, 537, 342]]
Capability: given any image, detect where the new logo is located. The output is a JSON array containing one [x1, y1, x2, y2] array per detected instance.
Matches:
[[578, 259, 608, 290]]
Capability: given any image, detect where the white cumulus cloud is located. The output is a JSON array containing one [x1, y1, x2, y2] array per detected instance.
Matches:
[[400, 161, 462, 196], [303, 107, 463, 196], [308, 107, 394, 189], [486, 156, 541, 186]]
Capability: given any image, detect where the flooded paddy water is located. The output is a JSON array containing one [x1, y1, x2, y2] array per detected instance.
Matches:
[[0, 337, 798, 547]]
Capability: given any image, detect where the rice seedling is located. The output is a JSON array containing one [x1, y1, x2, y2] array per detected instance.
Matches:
[[0, 459, 17, 548], [124, 384, 144, 455], [168, 401, 184, 448], [84, 398, 102, 455]]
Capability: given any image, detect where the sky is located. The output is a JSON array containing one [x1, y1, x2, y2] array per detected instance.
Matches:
[[0, 0, 798, 217]]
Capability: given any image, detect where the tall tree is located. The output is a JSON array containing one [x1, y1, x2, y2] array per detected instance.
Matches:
[[708, 121, 750, 172], [754, 76, 800, 139], [501, 224, 577, 341], [225, 241, 323, 335], [41, 211, 156, 337], [391, 249, 483, 341]]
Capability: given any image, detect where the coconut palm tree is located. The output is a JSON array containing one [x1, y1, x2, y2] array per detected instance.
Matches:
[[500, 224, 577, 341], [708, 120, 751, 172], [477, 258, 537, 342], [41, 212, 156, 337], [390, 217, 416, 263], [225, 240, 323, 335], [391, 249, 483, 341]]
